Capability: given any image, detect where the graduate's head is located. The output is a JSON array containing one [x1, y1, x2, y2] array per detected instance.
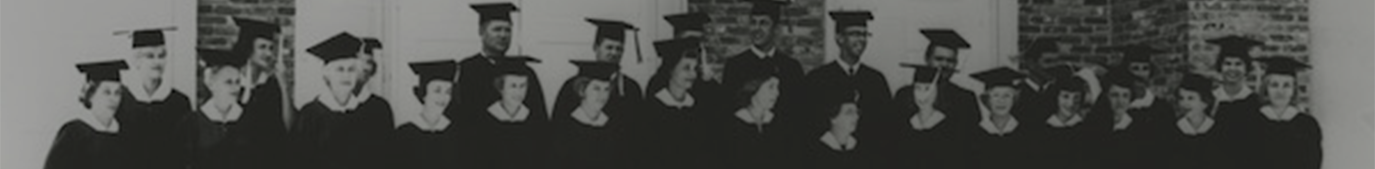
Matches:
[[232, 17, 281, 71], [830, 11, 872, 61], [1116, 44, 1162, 79], [830, 102, 860, 135], [572, 60, 617, 109], [1104, 71, 1140, 112], [737, 76, 781, 110], [588, 18, 636, 63], [652, 38, 702, 92], [665, 12, 710, 39], [309, 32, 370, 95], [1258, 57, 1310, 107], [200, 49, 247, 101], [1051, 77, 1087, 113], [473, 3, 518, 55], [494, 74, 529, 107], [921, 29, 970, 71], [973, 67, 1025, 114], [1207, 36, 1264, 83], [77, 60, 127, 111], [410, 60, 456, 110], [901, 63, 941, 105], [129, 29, 169, 80], [747, 0, 787, 47], [1177, 74, 1215, 116], [1020, 38, 1061, 79]]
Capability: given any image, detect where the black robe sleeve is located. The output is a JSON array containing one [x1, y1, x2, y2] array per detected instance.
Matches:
[[46, 121, 128, 169]]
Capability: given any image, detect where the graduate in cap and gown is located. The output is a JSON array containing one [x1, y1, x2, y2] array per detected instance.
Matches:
[[719, 73, 794, 169], [114, 27, 193, 169], [391, 60, 461, 169], [916, 29, 982, 132], [455, 56, 550, 169], [230, 17, 289, 139], [636, 37, 713, 169], [1200, 36, 1271, 168], [179, 48, 259, 169], [723, 0, 805, 127], [800, 11, 893, 163], [1107, 44, 1174, 129], [1009, 37, 1065, 125], [1162, 73, 1229, 169], [664, 12, 732, 122], [1084, 70, 1170, 169], [890, 63, 975, 169], [293, 32, 395, 169], [551, 61, 632, 168], [552, 18, 644, 127], [454, 2, 547, 122], [46, 60, 133, 169], [1027, 65, 1103, 169], [965, 67, 1045, 169], [797, 91, 877, 169], [1237, 57, 1322, 169]]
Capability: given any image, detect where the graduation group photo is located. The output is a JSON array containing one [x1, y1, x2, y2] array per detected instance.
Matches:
[[5, 0, 1344, 168]]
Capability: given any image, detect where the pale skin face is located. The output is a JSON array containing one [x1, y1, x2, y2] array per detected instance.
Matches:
[[751, 78, 781, 111], [985, 87, 1018, 115], [131, 46, 168, 80], [480, 21, 514, 56], [422, 81, 453, 111], [594, 39, 625, 63], [670, 58, 700, 92], [1128, 62, 1151, 79], [1219, 57, 1248, 83], [911, 82, 937, 108], [500, 75, 529, 108], [831, 103, 860, 135], [750, 15, 777, 47], [1264, 74, 1296, 106], [89, 81, 124, 117], [250, 38, 278, 72], [323, 59, 368, 102], [204, 67, 244, 105], [1177, 90, 1208, 116], [836, 26, 870, 64], [581, 80, 612, 111], [1057, 91, 1083, 114], [927, 47, 959, 71], [1107, 86, 1133, 113]]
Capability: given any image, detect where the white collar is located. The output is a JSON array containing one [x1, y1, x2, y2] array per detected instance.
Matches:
[[1176, 117, 1216, 135], [1113, 113, 1133, 131], [910, 111, 946, 131], [486, 102, 530, 123], [316, 89, 373, 112], [654, 89, 695, 108], [979, 107, 1019, 135], [199, 101, 244, 123], [408, 113, 451, 132], [77, 110, 119, 133], [750, 46, 776, 59], [735, 108, 775, 125], [820, 131, 858, 151], [570, 107, 609, 127], [1046, 112, 1084, 128], [122, 77, 172, 102], [835, 61, 862, 76], [1129, 91, 1156, 109], [1212, 86, 1253, 102], [1260, 106, 1301, 122]]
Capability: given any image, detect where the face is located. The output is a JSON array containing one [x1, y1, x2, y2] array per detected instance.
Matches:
[[912, 82, 937, 106], [1129, 62, 1151, 78], [1264, 74, 1296, 106], [1057, 91, 1082, 112], [832, 103, 860, 134], [480, 21, 514, 54], [752, 78, 781, 110], [582, 80, 612, 110], [671, 58, 700, 90], [500, 75, 529, 106], [750, 16, 776, 46], [985, 87, 1018, 115], [1107, 86, 1133, 112], [204, 67, 243, 100], [1219, 57, 1248, 82], [89, 81, 124, 114], [836, 26, 870, 60], [422, 81, 453, 110], [322, 59, 368, 94], [1177, 90, 1208, 115], [594, 39, 625, 62], [250, 38, 278, 70], [130, 46, 168, 79], [927, 47, 959, 70]]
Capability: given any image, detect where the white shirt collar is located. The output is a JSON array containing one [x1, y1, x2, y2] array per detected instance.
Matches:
[[910, 111, 946, 131], [1129, 91, 1156, 109], [1046, 112, 1084, 128], [122, 77, 172, 102], [835, 61, 862, 76], [199, 102, 244, 123], [979, 107, 1019, 135], [1212, 86, 1253, 102], [750, 46, 776, 59], [77, 110, 119, 133], [1260, 106, 1301, 122], [820, 132, 858, 151], [1113, 113, 1133, 131], [654, 89, 695, 108], [570, 107, 609, 127], [487, 102, 530, 123], [408, 114, 451, 132], [316, 89, 373, 112], [1176, 117, 1216, 135]]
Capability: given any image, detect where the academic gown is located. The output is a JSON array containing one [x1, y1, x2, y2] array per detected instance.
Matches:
[[798, 133, 872, 169], [635, 89, 728, 169], [293, 96, 395, 169], [45, 120, 131, 169], [452, 54, 547, 120], [115, 89, 192, 169], [1013, 80, 1058, 123], [238, 76, 290, 169], [969, 115, 1043, 169], [801, 62, 893, 149], [552, 73, 642, 123], [1028, 112, 1101, 169], [720, 109, 803, 169], [890, 85, 976, 169], [1232, 107, 1324, 169], [392, 123, 460, 169], [181, 104, 276, 169], [1162, 117, 1228, 169], [551, 110, 629, 169], [1083, 107, 1169, 169], [453, 103, 549, 169]]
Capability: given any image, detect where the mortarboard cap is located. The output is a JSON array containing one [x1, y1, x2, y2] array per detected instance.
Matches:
[[471, 2, 519, 24], [362, 37, 383, 55], [76, 60, 128, 82], [409, 60, 457, 85], [495, 56, 541, 76], [654, 38, 701, 61], [747, 0, 790, 18], [1206, 35, 1264, 59], [1178, 73, 1213, 93], [1256, 57, 1310, 76], [900, 63, 942, 83], [232, 17, 280, 42], [571, 60, 619, 81], [124, 27, 176, 48], [829, 10, 873, 29], [587, 18, 638, 42], [665, 12, 710, 35], [971, 67, 1026, 89], [307, 32, 364, 63], [1045, 65, 1076, 80], [922, 29, 970, 49], [199, 48, 246, 68], [1103, 70, 1143, 88], [1023, 37, 1061, 57], [1116, 44, 1162, 63]]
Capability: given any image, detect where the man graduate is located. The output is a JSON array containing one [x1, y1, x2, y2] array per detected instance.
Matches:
[[115, 27, 193, 169], [919, 29, 981, 123], [454, 2, 546, 122], [801, 10, 892, 163], [723, 0, 805, 109], [551, 18, 644, 124]]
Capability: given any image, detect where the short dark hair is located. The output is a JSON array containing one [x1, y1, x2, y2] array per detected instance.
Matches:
[[492, 74, 530, 93], [924, 44, 958, 61], [79, 81, 123, 109]]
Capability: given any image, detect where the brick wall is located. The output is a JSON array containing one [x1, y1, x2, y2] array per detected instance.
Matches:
[[1019, 0, 1115, 63], [195, 0, 295, 104], [1187, 0, 1311, 105], [689, 0, 827, 71]]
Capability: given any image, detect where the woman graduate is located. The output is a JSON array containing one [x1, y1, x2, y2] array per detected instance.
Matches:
[[457, 56, 548, 169], [966, 67, 1043, 169], [1030, 65, 1103, 169], [719, 74, 793, 169], [45, 60, 132, 169], [1162, 73, 1228, 169], [551, 61, 630, 168], [1084, 71, 1168, 169], [393, 60, 460, 169], [1242, 57, 1322, 169], [293, 32, 394, 169], [638, 38, 711, 169], [797, 91, 877, 169], [180, 48, 259, 169], [891, 63, 973, 169]]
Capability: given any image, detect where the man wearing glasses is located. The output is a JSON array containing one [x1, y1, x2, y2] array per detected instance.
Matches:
[[801, 10, 892, 149]]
